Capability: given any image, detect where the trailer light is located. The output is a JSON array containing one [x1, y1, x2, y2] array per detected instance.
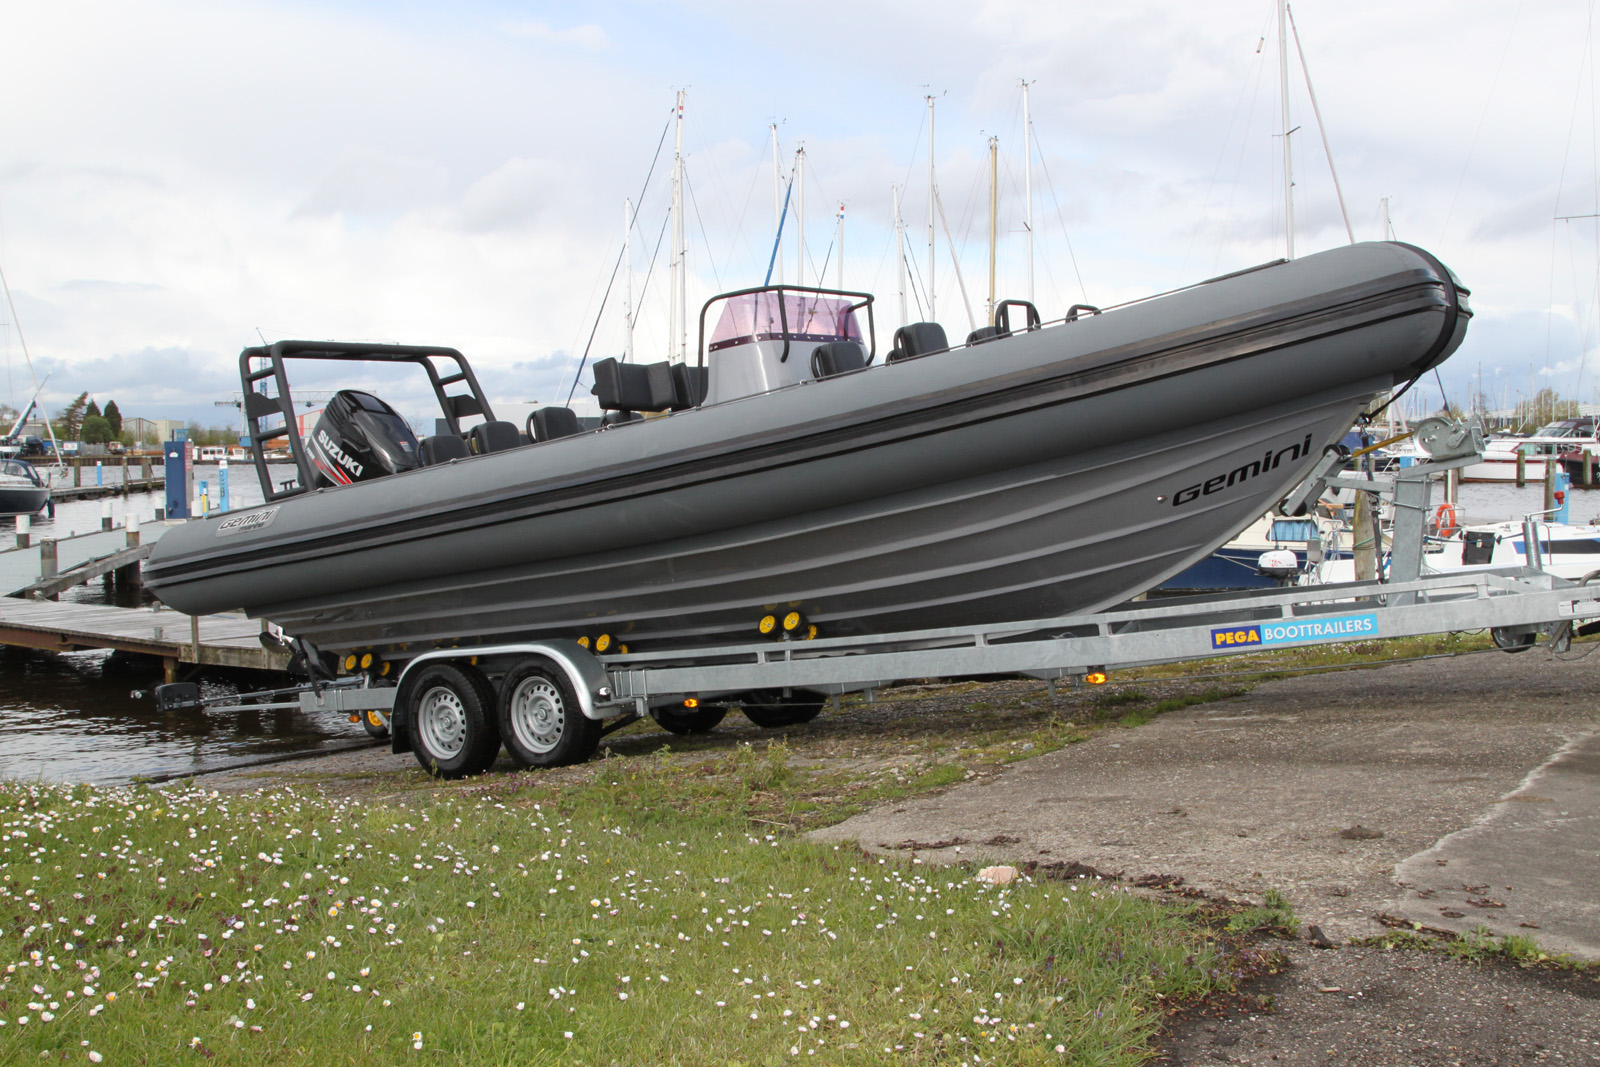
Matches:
[[595, 633, 613, 653], [758, 614, 777, 635], [577, 636, 591, 649], [1085, 671, 1108, 685], [342, 654, 358, 671], [379, 661, 391, 676], [360, 652, 373, 670], [684, 697, 700, 708], [348, 714, 360, 723], [596, 686, 612, 700], [782, 611, 805, 632]]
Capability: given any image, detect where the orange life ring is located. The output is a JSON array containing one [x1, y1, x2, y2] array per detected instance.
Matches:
[[1433, 502, 1459, 537]]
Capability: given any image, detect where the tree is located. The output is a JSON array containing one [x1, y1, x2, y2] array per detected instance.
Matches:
[[102, 400, 122, 437], [56, 392, 89, 439], [84, 399, 101, 421], [80, 415, 113, 444]]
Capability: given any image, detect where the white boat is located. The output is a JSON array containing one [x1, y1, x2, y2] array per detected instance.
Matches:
[[1459, 419, 1600, 482], [1423, 519, 1600, 581]]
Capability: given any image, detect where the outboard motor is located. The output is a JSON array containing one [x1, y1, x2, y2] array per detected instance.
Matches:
[[1256, 548, 1301, 586], [307, 389, 421, 488]]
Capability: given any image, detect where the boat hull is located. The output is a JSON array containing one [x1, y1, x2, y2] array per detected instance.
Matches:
[[144, 242, 1469, 653], [0, 486, 49, 516]]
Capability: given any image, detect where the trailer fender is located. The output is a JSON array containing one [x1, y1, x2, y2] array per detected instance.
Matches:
[[393, 641, 621, 725]]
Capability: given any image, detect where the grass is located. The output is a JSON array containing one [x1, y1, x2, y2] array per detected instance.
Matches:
[[1, 745, 1261, 1066], [1360, 927, 1599, 971]]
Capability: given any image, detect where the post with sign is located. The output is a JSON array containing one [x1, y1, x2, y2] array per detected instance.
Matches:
[[163, 431, 192, 519]]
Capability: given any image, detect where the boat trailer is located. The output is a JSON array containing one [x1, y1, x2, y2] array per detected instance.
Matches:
[[146, 417, 1600, 777]]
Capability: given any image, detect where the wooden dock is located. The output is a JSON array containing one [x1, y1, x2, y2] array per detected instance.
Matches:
[[48, 457, 165, 502], [0, 518, 289, 680], [0, 599, 288, 676]]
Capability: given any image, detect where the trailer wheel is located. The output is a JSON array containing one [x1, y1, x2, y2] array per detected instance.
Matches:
[[1490, 627, 1537, 654], [360, 710, 391, 740], [498, 661, 601, 768], [408, 664, 501, 778], [740, 690, 826, 728], [653, 702, 729, 735]]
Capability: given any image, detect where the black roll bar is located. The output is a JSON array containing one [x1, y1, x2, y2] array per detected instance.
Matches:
[[238, 340, 495, 503]]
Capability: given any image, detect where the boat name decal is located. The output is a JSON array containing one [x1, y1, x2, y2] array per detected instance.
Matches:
[[1210, 611, 1377, 650], [216, 507, 280, 537], [1173, 434, 1313, 506], [317, 429, 364, 479]]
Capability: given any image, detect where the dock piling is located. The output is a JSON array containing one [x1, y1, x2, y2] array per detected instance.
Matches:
[[38, 538, 57, 581], [100, 501, 113, 531], [1517, 450, 1527, 487], [16, 515, 29, 549]]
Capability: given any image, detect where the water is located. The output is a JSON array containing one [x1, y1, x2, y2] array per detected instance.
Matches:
[[0, 463, 370, 784], [3, 466, 1597, 785]]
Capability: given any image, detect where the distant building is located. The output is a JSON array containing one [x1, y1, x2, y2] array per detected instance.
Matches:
[[124, 417, 185, 442]]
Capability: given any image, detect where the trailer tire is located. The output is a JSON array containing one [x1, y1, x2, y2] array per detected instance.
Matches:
[[408, 664, 501, 778], [740, 690, 826, 728], [498, 661, 600, 768], [653, 702, 728, 735], [360, 710, 391, 740]]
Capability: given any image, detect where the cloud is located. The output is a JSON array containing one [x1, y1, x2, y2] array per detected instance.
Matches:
[[500, 20, 609, 50]]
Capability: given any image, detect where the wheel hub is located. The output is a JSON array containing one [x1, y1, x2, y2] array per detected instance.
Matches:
[[509, 677, 564, 755], [416, 686, 467, 759]]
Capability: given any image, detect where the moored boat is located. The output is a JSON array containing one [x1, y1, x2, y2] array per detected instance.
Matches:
[[0, 457, 49, 516], [143, 240, 1470, 655]]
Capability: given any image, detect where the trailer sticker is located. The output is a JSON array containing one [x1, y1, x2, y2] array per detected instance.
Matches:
[[216, 506, 280, 537], [1212, 612, 1378, 650]]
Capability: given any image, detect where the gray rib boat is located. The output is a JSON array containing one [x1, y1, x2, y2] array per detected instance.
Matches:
[[144, 241, 1469, 655]]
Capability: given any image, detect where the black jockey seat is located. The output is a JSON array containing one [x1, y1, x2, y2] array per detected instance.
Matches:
[[419, 434, 470, 466], [529, 406, 583, 442], [887, 322, 948, 363]]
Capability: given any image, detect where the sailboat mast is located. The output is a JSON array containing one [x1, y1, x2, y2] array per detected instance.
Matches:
[[771, 124, 784, 286], [836, 203, 845, 291], [927, 94, 937, 322], [623, 198, 634, 363], [796, 146, 806, 285], [893, 185, 907, 329], [1022, 79, 1034, 303], [670, 90, 687, 364], [1278, 0, 1295, 260], [987, 135, 998, 325]]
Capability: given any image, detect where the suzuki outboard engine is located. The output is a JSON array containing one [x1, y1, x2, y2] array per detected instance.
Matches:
[[307, 389, 421, 488]]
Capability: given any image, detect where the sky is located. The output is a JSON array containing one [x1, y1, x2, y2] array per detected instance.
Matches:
[[1, 0, 1599, 431]]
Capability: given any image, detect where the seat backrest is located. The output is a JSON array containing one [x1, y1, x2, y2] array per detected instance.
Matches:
[[601, 410, 641, 427], [470, 420, 521, 455], [965, 325, 1002, 346], [810, 341, 868, 380], [592, 357, 676, 412], [888, 322, 948, 363], [419, 434, 470, 466], [670, 363, 709, 410], [530, 406, 583, 442]]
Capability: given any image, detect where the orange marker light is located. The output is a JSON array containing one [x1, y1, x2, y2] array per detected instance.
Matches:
[[1085, 672, 1108, 685], [684, 697, 700, 708]]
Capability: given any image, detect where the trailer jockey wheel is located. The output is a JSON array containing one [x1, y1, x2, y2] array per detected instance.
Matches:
[[739, 690, 826, 728], [408, 664, 501, 778], [652, 702, 728, 735], [497, 660, 601, 768]]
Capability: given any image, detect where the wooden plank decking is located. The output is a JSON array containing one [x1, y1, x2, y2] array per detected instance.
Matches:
[[0, 598, 287, 672]]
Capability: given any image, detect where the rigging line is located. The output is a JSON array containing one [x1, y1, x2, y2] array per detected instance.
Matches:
[[1029, 137, 1088, 302], [1441, 0, 1526, 240], [1214, 40, 1269, 272], [1550, 2, 1597, 379], [933, 184, 976, 331], [764, 177, 794, 286], [0, 259, 62, 471], [564, 202, 671, 406], [1286, 4, 1352, 244], [684, 170, 723, 292], [562, 115, 673, 404], [1179, 16, 1271, 286]]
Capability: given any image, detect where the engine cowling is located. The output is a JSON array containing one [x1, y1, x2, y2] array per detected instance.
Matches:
[[307, 390, 421, 488]]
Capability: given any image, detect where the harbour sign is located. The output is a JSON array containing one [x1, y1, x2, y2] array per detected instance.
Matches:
[[1210, 612, 1378, 650]]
